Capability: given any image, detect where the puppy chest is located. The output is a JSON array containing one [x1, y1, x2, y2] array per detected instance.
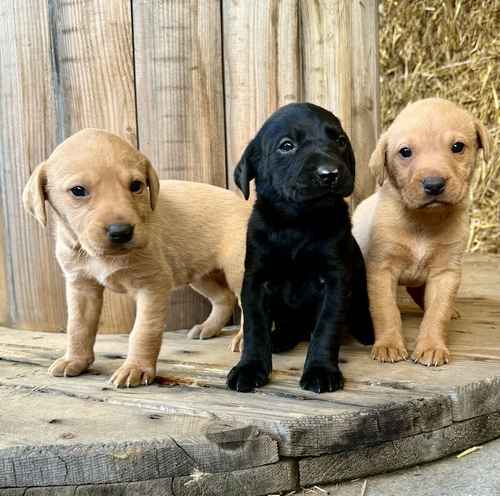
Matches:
[[398, 239, 432, 286]]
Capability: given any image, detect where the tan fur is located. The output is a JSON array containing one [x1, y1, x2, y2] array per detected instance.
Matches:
[[353, 98, 492, 366], [23, 129, 250, 387]]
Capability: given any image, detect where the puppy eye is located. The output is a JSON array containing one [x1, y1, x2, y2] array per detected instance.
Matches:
[[70, 186, 88, 197], [336, 135, 347, 148], [278, 139, 295, 153], [451, 142, 465, 154], [399, 147, 412, 159], [130, 180, 144, 193]]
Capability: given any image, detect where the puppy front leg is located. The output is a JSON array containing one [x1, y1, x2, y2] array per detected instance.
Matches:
[[110, 289, 170, 388], [369, 267, 407, 362], [413, 270, 460, 366], [227, 276, 272, 392], [49, 278, 104, 377], [300, 272, 347, 393]]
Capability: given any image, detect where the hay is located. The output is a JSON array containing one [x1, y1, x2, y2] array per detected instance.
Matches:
[[379, 0, 500, 252]]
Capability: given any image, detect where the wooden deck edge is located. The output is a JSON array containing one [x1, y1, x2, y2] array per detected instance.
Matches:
[[0, 460, 298, 495], [0, 433, 279, 488], [299, 411, 500, 487]]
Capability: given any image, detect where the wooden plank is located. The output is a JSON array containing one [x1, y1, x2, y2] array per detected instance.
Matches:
[[4, 461, 296, 495], [300, 0, 353, 134], [350, 0, 379, 206], [0, 208, 8, 327], [299, 412, 500, 486], [0, 387, 278, 487], [49, 0, 137, 333], [133, 0, 227, 330], [0, 0, 66, 331], [222, 0, 302, 189]]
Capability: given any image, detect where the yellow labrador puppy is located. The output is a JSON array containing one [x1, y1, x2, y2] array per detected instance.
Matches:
[[353, 98, 491, 366], [23, 129, 250, 387]]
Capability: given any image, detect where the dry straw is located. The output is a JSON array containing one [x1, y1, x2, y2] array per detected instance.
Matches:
[[379, 0, 499, 252]]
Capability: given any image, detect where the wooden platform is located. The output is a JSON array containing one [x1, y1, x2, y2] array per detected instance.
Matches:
[[1, 254, 500, 495]]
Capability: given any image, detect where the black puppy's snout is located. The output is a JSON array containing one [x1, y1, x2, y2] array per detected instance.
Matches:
[[107, 224, 134, 244], [422, 176, 446, 196], [317, 165, 339, 186]]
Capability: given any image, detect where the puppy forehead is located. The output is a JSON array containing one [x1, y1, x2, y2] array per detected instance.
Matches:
[[47, 128, 146, 173], [390, 99, 476, 144], [261, 103, 342, 140]]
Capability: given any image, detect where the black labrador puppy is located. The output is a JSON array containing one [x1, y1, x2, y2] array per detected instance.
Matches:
[[227, 102, 374, 394]]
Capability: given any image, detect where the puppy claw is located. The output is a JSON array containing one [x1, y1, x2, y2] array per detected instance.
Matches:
[[412, 344, 449, 367], [300, 365, 344, 393], [227, 361, 269, 393], [48, 357, 91, 378], [110, 362, 156, 388], [187, 323, 222, 340], [371, 343, 408, 363], [451, 307, 461, 320]]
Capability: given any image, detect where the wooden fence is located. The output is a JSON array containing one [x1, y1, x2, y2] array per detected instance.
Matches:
[[0, 0, 379, 333]]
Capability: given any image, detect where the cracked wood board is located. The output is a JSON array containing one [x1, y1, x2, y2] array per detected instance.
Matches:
[[0, 387, 278, 488]]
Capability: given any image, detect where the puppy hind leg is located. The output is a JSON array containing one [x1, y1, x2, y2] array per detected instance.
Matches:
[[230, 298, 244, 352], [188, 275, 236, 340]]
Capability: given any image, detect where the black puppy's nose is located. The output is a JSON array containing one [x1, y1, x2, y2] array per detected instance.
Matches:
[[422, 176, 446, 196], [317, 165, 339, 185], [107, 224, 134, 244]]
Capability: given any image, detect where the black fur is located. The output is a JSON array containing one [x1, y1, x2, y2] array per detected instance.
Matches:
[[227, 103, 374, 394]]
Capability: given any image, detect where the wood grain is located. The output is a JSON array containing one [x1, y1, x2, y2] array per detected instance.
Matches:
[[3, 461, 297, 495], [222, 0, 302, 188], [133, 0, 227, 330], [0, 207, 8, 327], [351, 0, 379, 206], [300, 0, 353, 133], [49, 0, 137, 333], [1, 252, 499, 459], [0, 0, 66, 331]]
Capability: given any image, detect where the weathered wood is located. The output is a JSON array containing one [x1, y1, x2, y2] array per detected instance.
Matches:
[[0, 240, 498, 489], [133, 0, 226, 330], [222, 0, 302, 189], [0, 0, 66, 331], [49, 0, 137, 333], [0, 210, 8, 327], [351, 0, 379, 206], [1, 461, 296, 495], [300, 0, 353, 133], [0, 388, 278, 487], [299, 412, 500, 486]]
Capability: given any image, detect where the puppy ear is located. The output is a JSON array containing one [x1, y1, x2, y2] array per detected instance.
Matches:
[[475, 119, 492, 163], [145, 159, 160, 210], [23, 162, 48, 227], [368, 132, 388, 187], [234, 140, 258, 200]]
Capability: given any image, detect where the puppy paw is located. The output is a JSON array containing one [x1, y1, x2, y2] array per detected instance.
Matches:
[[300, 365, 344, 393], [412, 342, 449, 367], [187, 323, 221, 340], [227, 361, 269, 392], [229, 331, 243, 353], [371, 342, 408, 363], [110, 361, 156, 388], [48, 357, 91, 377]]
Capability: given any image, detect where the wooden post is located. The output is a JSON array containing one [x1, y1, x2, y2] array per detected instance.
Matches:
[[222, 0, 302, 188], [133, 0, 227, 330], [0, 0, 379, 333]]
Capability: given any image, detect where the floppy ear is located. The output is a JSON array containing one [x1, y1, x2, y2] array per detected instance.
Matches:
[[368, 132, 388, 187], [234, 139, 258, 200], [23, 162, 48, 227], [145, 159, 160, 210], [475, 119, 492, 163]]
